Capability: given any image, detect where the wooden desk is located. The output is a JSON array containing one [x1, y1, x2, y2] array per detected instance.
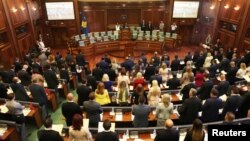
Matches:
[[0, 127, 21, 141], [58, 83, 68, 99], [69, 75, 77, 90], [47, 92, 58, 111], [26, 106, 43, 128]]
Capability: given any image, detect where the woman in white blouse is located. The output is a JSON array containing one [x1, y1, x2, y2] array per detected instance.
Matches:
[[148, 80, 161, 106], [237, 63, 247, 79]]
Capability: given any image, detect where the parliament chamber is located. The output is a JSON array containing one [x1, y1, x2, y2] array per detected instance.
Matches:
[[0, 0, 250, 141]]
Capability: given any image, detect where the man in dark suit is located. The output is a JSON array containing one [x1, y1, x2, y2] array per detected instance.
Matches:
[[76, 80, 92, 106], [221, 86, 243, 118], [219, 54, 230, 71], [87, 74, 97, 91], [180, 76, 196, 101], [18, 64, 31, 87], [76, 51, 86, 67], [150, 68, 162, 85], [59, 64, 70, 83], [195, 51, 205, 70], [241, 109, 250, 125], [202, 88, 223, 122], [226, 61, 238, 85], [216, 74, 230, 97], [10, 77, 30, 101], [154, 119, 179, 141], [121, 57, 134, 72], [43, 64, 59, 90], [238, 83, 250, 118], [61, 93, 82, 126], [167, 73, 180, 90], [106, 67, 116, 81], [208, 59, 219, 78], [29, 74, 49, 119], [152, 52, 160, 67], [37, 116, 63, 141], [132, 95, 151, 127], [92, 64, 104, 81], [170, 55, 180, 71], [197, 73, 213, 100], [98, 58, 109, 71], [95, 119, 119, 141], [83, 92, 103, 127], [178, 88, 202, 124], [65, 51, 74, 65], [144, 62, 156, 81]]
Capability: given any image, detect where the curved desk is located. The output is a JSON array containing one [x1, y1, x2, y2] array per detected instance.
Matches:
[[69, 40, 164, 58]]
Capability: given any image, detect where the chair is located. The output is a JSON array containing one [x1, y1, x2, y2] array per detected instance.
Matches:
[[107, 31, 113, 36], [152, 35, 158, 41], [94, 32, 100, 37], [80, 34, 86, 40], [145, 31, 150, 35], [159, 36, 164, 42], [110, 35, 115, 40], [90, 37, 95, 44], [88, 33, 93, 37], [139, 31, 144, 35], [172, 33, 178, 39], [132, 33, 138, 40], [114, 31, 119, 40], [79, 41, 85, 47], [145, 35, 150, 40], [165, 32, 171, 38], [101, 32, 106, 36], [136, 27, 141, 31], [130, 26, 135, 31], [137, 35, 143, 40], [96, 36, 102, 42], [103, 36, 109, 41], [74, 35, 80, 41], [159, 31, 164, 36]]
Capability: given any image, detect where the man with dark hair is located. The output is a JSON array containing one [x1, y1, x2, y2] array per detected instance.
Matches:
[[132, 95, 151, 127], [180, 76, 196, 101], [37, 116, 63, 141], [170, 55, 180, 71], [202, 88, 223, 122], [95, 119, 119, 141], [167, 73, 180, 90], [154, 119, 179, 141], [197, 73, 213, 100], [150, 68, 162, 85], [222, 112, 236, 125], [76, 79, 92, 106], [83, 92, 103, 127]]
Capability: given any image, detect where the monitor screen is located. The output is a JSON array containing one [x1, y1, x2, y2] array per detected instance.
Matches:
[[45, 2, 75, 20], [173, 1, 200, 18]]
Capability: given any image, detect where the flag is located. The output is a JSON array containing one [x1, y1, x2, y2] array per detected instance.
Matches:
[[81, 13, 89, 35]]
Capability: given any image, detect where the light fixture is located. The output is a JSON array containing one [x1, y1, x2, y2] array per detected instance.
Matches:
[[210, 5, 215, 10], [32, 7, 37, 11], [234, 5, 240, 11], [20, 6, 25, 11], [224, 4, 229, 9], [12, 7, 17, 12]]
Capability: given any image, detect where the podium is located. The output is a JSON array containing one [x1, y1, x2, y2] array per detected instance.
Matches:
[[120, 29, 131, 41]]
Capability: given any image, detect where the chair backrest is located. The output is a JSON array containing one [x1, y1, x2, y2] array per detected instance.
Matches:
[[80, 34, 86, 39], [136, 27, 141, 31], [137, 35, 143, 40], [110, 35, 115, 40], [88, 33, 93, 37], [90, 37, 95, 44], [107, 31, 113, 36], [165, 32, 171, 38], [159, 36, 164, 42], [139, 31, 144, 35], [79, 41, 85, 46], [101, 32, 106, 36], [145, 31, 150, 35], [94, 32, 100, 37], [159, 31, 164, 36], [96, 36, 102, 42], [103, 36, 109, 41], [172, 33, 178, 39]]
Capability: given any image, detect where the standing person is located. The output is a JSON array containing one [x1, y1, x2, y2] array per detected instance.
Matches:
[[184, 119, 205, 141], [159, 21, 165, 31], [37, 116, 63, 141], [115, 22, 120, 31], [117, 81, 129, 105], [131, 84, 147, 105], [141, 20, 147, 32], [154, 119, 179, 141], [94, 82, 111, 105], [76, 80, 92, 106], [170, 22, 177, 35], [155, 94, 173, 127], [132, 95, 151, 127], [95, 119, 119, 141], [83, 92, 103, 127], [69, 114, 93, 141], [148, 80, 161, 106], [61, 93, 82, 126]]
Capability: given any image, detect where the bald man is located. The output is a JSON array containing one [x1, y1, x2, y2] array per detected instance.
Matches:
[[154, 119, 179, 141], [61, 93, 82, 126]]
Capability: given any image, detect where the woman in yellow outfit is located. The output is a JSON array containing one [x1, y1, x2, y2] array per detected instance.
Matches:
[[95, 82, 111, 105]]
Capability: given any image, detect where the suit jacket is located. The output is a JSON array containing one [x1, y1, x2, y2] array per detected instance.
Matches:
[[10, 83, 30, 101], [92, 67, 104, 81], [180, 82, 196, 101], [98, 61, 109, 71], [121, 60, 134, 72], [0, 82, 8, 99], [59, 69, 69, 83], [150, 74, 162, 85], [170, 59, 180, 71], [202, 97, 223, 122], [144, 65, 156, 80], [219, 58, 230, 71], [154, 128, 179, 141], [18, 70, 31, 86], [238, 92, 250, 118], [132, 104, 151, 127], [226, 67, 238, 85], [222, 94, 243, 117], [167, 78, 180, 90], [178, 96, 202, 124], [44, 69, 59, 89], [29, 83, 48, 106], [37, 129, 63, 141], [195, 56, 205, 70], [216, 80, 230, 97], [86, 75, 97, 90], [83, 100, 103, 127], [95, 131, 119, 141], [76, 53, 86, 66], [76, 84, 92, 105], [197, 80, 213, 100], [105, 68, 117, 81], [61, 101, 82, 126], [209, 64, 218, 78]]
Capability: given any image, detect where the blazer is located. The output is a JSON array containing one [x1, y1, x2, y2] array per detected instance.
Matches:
[[17, 70, 31, 86], [37, 129, 63, 141], [154, 128, 179, 141], [95, 131, 119, 141], [132, 104, 151, 127], [76, 53, 86, 66], [10, 83, 30, 101], [92, 67, 104, 81], [167, 78, 180, 90], [216, 80, 230, 97], [29, 83, 48, 106], [83, 100, 103, 127], [76, 84, 92, 106], [59, 69, 69, 83], [202, 97, 223, 122], [150, 74, 163, 85], [238, 92, 250, 118], [197, 79, 213, 100], [178, 96, 202, 124], [180, 82, 196, 101], [222, 94, 243, 117], [170, 59, 180, 71], [44, 69, 59, 89], [144, 65, 156, 80], [61, 102, 82, 126]]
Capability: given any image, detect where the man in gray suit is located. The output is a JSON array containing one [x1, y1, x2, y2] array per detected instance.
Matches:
[[83, 92, 103, 127], [132, 95, 151, 127]]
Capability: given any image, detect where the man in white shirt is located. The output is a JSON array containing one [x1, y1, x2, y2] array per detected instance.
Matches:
[[170, 22, 177, 34]]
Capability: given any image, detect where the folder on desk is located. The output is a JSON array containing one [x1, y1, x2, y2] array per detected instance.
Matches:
[[52, 124, 63, 134], [98, 122, 115, 132]]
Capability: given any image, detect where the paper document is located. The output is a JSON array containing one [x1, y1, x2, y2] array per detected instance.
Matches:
[[52, 124, 63, 134], [23, 108, 31, 116], [115, 114, 123, 121], [0, 105, 8, 113]]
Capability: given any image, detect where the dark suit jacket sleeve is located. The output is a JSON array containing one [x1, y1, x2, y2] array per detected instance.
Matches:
[[178, 100, 187, 115], [98, 104, 103, 114], [184, 131, 192, 141]]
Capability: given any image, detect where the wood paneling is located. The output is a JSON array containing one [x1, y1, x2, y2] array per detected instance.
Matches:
[[217, 30, 235, 50], [0, 45, 15, 68], [0, 1, 6, 30], [107, 9, 141, 25], [17, 34, 32, 59]]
